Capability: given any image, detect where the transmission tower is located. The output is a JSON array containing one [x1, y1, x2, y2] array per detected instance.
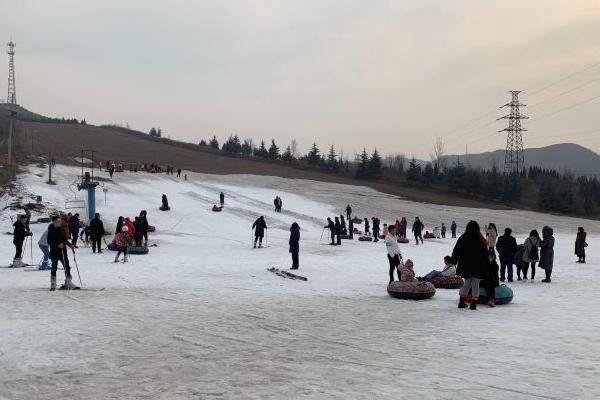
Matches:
[[498, 91, 527, 175], [6, 41, 16, 104]]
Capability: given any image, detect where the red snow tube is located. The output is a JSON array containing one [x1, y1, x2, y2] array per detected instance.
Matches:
[[124, 217, 136, 235], [430, 275, 464, 289], [387, 281, 436, 300], [397, 237, 410, 244], [358, 236, 373, 242]]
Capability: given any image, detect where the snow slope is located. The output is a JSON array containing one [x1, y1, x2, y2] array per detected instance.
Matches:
[[1, 165, 599, 399]]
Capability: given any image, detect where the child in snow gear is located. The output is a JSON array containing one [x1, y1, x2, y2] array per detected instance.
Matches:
[[372, 217, 380, 242], [496, 228, 517, 282], [385, 225, 402, 283], [575, 227, 587, 263], [345, 205, 352, 221], [334, 217, 342, 245], [114, 226, 132, 263], [220, 192, 225, 206], [522, 230, 541, 280], [451, 220, 489, 310], [90, 213, 105, 253], [68, 213, 81, 248], [451, 221, 457, 238], [364, 218, 370, 234], [289, 222, 300, 269], [540, 226, 555, 283], [412, 217, 424, 245], [399, 259, 417, 282], [11, 215, 31, 268], [48, 216, 78, 291], [325, 217, 335, 245], [38, 228, 50, 270], [514, 244, 526, 280], [252, 216, 267, 248], [160, 194, 170, 211]]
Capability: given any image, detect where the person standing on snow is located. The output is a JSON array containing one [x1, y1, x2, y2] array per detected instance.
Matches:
[[68, 213, 81, 248], [451, 221, 457, 238], [334, 217, 342, 245], [348, 218, 354, 239], [385, 225, 402, 283], [47, 216, 78, 291], [451, 220, 489, 310], [575, 227, 587, 263], [133, 217, 144, 247], [372, 217, 380, 242], [289, 222, 300, 270], [114, 226, 132, 263], [11, 214, 31, 268], [486, 223, 498, 253], [325, 217, 335, 245], [364, 218, 370, 235], [340, 215, 347, 235], [345, 205, 352, 221], [539, 226, 555, 283], [252, 216, 267, 248], [496, 228, 517, 282], [115, 216, 124, 234], [220, 192, 225, 206], [412, 217, 424, 245], [89, 213, 105, 254], [441, 223, 447, 239], [139, 210, 149, 247], [38, 227, 50, 270], [399, 217, 408, 239], [522, 230, 541, 280]]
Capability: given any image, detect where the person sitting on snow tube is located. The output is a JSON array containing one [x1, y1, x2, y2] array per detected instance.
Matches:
[[477, 249, 500, 307], [420, 256, 456, 281], [399, 259, 417, 282], [160, 194, 170, 211], [423, 231, 436, 239]]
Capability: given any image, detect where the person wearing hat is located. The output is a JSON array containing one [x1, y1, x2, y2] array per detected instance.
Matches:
[[11, 214, 31, 268], [114, 225, 132, 263], [399, 259, 417, 282]]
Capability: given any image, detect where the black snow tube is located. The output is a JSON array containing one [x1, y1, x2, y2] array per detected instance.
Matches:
[[387, 281, 436, 300]]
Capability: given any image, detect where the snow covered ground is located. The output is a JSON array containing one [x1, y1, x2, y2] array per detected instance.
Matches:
[[1, 165, 599, 399]]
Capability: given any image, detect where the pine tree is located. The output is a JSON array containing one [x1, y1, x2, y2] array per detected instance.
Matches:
[[447, 157, 465, 191], [307, 142, 321, 166], [355, 148, 370, 179], [241, 139, 253, 156], [268, 139, 280, 160], [538, 181, 555, 211], [149, 127, 157, 136], [421, 163, 434, 186], [326, 145, 338, 171], [484, 166, 503, 200], [406, 156, 421, 182], [282, 145, 293, 162], [368, 149, 382, 178], [254, 140, 268, 159], [199, 139, 207, 147], [465, 169, 483, 194], [209, 135, 219, 149]]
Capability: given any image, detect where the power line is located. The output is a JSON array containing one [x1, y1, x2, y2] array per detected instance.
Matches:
[[534, 94, 600, 121]]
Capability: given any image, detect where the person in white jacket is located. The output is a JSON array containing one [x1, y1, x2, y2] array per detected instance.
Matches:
[[38, 227, 50, 270], [385, 225, 402, 283], [420, 256, 457, 281]]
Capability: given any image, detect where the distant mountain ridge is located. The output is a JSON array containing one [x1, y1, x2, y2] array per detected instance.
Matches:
[[443, 143, 600, 176]]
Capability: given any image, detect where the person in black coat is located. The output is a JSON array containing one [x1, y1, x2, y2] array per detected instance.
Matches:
[[496, 227, 518, 282], [68, 213, 81, 248], [364, 218, 370, 234], [412, 217, 424, 245], [133, 216, 144, 247], [325, 217, 335, 245], [12, 215, 30, 267], [334, 217, 342, 245], [252, 216, 267, 248], [161, 194, 170, 211], [289, 222, 300, 270], [349, 218, 354, 239], [372, 217, 380, 242], [220, 192, 225, 206], [89, 213, 105, 254], [340, 215, 347, 236], [345, 205, 352, 221], [139, 210, 149, 246], [115, 216, 124, 234], [480, 249, 500, 307], [451, 220, 490, 310], [47, 216, 77, 291]]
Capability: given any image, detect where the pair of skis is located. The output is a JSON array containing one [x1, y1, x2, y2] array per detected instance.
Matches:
[[267, 267, 307, 281]]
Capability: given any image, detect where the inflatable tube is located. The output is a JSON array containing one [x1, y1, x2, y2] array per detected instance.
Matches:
[[477, 285, 513, 305], [340, 234, 352, 240], [107, 243, 117, 251], [37, 217, 51, 223], [127, 246, 149, 255], [397, 237, 410, 244], [212, 205, 223, 212], [159, 206, 170, 211], [387, 281, 436, 300], [352, 218, 362, 224], [358, 236, 373, 242], [379, 235, 385, 239], [148, 225, 156, 233], [423, 233, 435, 239], [430, 275, 464, 289]]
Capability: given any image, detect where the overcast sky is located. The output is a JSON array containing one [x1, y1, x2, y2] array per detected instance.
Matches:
[[2, 0, 600, 158]]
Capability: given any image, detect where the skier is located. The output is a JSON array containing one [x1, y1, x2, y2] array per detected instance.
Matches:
[[289, 222, 300, 270], [252, 216, 267, 248], [345, 205, 352, 221], [372, 217, 380, 242], [496, 227, 517, 282], [325, 217, 335, 245], [575, 227, 587, 263], [47, 216, 78, 291], [68, 213, 81, 248], [160, 194, 170, 211], [451, 221, 457, 238], [539, 226, 555, 283], [399, 217, 407, 239], [133, 216, 144, 247], [11, 214, 31, 268], [89, 212, 105, 254], [451, 220, 489, 310], [38, 227, 50, 270], [385, 225, 401, 283], [364, 218, 370, 235], [441, 223, 447, 239], [115, 216, 124, 234], [114, 226, 132, 263], [412, 217, 424, 245], [140, 210, 149, 246], [334, 217, 342, 245], [220, 192, 225, 206]]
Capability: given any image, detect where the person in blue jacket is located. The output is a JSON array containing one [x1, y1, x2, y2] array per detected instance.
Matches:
[[289, 222, 300, 270]]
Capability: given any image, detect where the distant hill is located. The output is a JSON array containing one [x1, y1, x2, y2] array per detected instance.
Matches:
[[443, 143, 600, 176]]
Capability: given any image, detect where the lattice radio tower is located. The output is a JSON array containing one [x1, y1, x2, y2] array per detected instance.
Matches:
[[498, 91, 527, 175], [6, 41, 16, 104]]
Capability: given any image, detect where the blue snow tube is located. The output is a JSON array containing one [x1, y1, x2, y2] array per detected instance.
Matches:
[[477, 285, 514, 305]]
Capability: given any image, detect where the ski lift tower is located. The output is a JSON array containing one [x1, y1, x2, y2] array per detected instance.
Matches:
[[77, 149, 99, 222]]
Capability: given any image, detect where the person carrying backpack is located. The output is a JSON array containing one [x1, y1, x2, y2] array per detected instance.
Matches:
[[522, 230, 541, 281]]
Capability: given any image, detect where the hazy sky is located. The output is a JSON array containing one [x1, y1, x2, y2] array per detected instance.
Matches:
[[2, 0, 600, 158]]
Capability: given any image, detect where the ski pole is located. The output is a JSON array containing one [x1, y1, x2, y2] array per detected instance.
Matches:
[[30, 233, 34, 265], [266, 228, 268, 248], [71, 247, 83, 288], [320, 227, 325, 242]]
